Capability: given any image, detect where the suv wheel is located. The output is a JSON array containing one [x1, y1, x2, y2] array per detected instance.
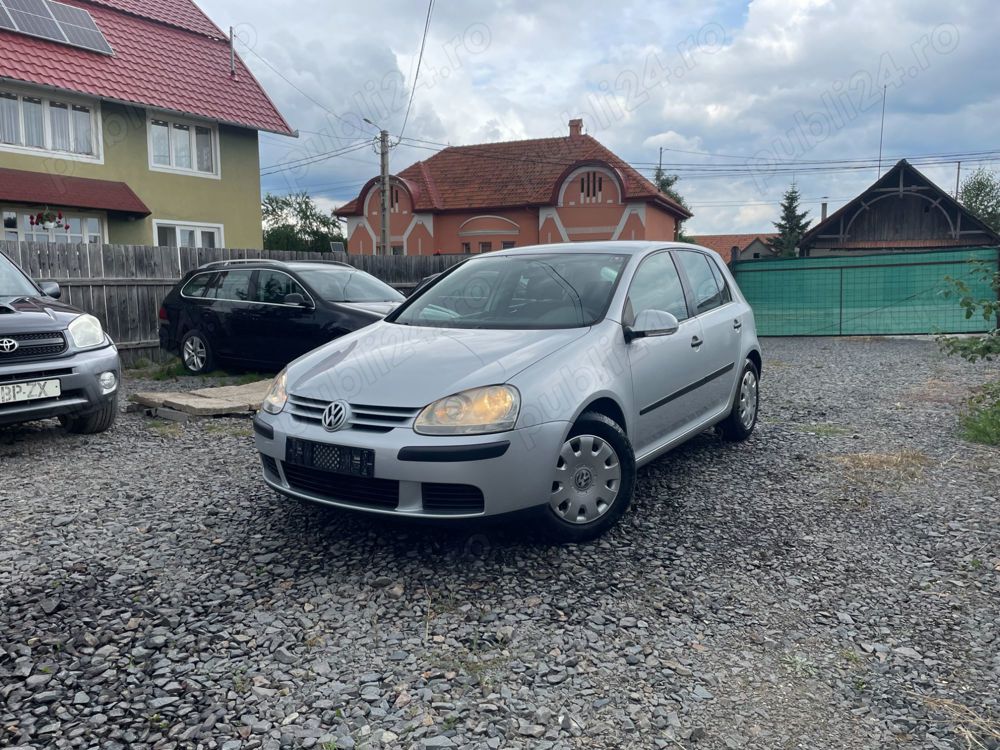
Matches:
[[541, 412, 636, 543], [181, 331, 214, 374], [63, 396, 118, 434]]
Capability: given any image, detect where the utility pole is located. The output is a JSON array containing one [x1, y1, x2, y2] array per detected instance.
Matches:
[[877, 84, 887, 177], [955, 161, 962, 199], [658, 146, 663, 174], [378, 129, 391, 255]]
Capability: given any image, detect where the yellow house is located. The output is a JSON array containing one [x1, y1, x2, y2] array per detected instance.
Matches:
[[0, 0, 293, 249]]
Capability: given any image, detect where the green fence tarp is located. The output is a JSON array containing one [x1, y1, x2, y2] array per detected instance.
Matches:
[[732, 247, 999, 336]]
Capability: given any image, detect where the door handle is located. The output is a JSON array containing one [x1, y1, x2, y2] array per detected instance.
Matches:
[[691, 336, 703, 348], [733, 319, 743, 330]]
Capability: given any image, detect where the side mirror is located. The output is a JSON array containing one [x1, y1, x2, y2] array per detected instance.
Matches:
[[40, 281, 61, 299], [624, 309, 679, 343], [283, 292, 309, 307]]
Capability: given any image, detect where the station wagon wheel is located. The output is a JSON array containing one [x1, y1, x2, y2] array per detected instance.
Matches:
[[180, 330, 214, 374], [542, 411, 636, 543]]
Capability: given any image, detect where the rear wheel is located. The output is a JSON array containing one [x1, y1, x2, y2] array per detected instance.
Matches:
[[181, 331, 214, 374], [63, 396, 118, 434], [718, 359, 759, 441], [541, 412, 636, 543]]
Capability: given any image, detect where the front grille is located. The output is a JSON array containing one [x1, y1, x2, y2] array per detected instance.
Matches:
[[422, 483, 485, 514], [282, 463, 399, 509], [0, 367, 72, 384], [0, 331, 68, 362], [261, 454, 279, 477], [288, 393, 421, 433]]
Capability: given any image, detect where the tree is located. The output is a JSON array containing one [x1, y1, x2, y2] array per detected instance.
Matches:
[[769, 183, 811, 257], [959, 168, 1000, 232], [938, 262, 1000, 362], [262, 192, 346, 252], [653, 167, 693, 242]]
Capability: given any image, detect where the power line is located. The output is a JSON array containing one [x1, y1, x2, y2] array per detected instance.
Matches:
[[261, 141, 373, 176], [260, 139, 371, 171], [397, 0, 435, 144]]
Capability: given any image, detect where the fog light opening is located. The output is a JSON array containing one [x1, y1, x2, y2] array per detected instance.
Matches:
[[99, 371, 118, 394]]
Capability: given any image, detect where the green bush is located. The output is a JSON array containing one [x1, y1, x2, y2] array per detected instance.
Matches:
[[960, 381, 1000, 446]]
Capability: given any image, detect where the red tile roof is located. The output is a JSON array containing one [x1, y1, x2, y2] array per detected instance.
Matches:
[[337, 134, 692, 218], [689, 233, 777, 263], [0, 0, 293, 135], [0, 166, 150, 215]]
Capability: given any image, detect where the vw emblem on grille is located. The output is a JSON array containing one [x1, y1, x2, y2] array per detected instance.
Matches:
[[0, 338, 18, 354], [321, 400, 351, 432]]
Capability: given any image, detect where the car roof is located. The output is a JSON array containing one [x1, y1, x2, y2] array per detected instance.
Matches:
[[487, 241, 711, 258]]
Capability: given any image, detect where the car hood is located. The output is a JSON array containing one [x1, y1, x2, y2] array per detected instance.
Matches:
[[0, 295, 83, 332], [338, 300, 400, 316], [287, 322, 589, 407]]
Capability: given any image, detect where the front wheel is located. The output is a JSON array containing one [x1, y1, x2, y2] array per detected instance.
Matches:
[[718, 359, 759, 441], [540, 412, 636, 543], [63, 396, 118, 434]]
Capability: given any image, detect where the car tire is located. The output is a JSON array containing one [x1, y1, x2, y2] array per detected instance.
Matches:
[[64, 396, 118, 434], [718, 358, 759, 442], [540, 411, 636, 543], [180, 330, 214, 374]]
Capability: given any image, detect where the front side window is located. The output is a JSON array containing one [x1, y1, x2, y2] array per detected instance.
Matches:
[[155, 222, 222, 248], [390, 253, 628, 330], [0, 252, 37, 298], [295, 268, 404, 304], [0, 90, 98, 157], [676, 251, 725, 314], [624, 252, 688, 325], [148, 115, 218, 175]]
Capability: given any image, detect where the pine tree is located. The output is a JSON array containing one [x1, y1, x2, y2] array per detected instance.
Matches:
[[769, 183, 811, 257]]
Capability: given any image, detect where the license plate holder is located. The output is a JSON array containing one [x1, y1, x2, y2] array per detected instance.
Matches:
[[286, 438, 375, 478], [0, 378, 62, 405]]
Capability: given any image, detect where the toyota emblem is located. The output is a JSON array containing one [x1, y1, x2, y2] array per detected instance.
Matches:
[[0, 338, 18, 354], [321, 400, 351, 432]]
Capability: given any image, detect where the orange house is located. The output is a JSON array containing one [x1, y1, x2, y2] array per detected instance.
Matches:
[[335, 120, 691, 255]]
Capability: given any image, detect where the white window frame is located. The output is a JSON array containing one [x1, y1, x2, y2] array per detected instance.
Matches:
[[146, 112, 221, 179], [2, 205, 107, 244], [0, 83, 103, 163], [152, 219, 225, 248]]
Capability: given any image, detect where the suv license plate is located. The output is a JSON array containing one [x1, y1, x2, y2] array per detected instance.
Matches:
[[0, 379, 61, 405]]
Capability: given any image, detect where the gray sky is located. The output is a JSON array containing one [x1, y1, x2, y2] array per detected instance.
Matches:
[[199, 0, 1000, 234]]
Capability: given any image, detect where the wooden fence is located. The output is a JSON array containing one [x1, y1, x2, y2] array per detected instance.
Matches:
[[1, 242, 467, 366]]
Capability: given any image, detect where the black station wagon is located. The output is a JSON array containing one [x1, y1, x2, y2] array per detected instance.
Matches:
[[158, 259, 404, 373]]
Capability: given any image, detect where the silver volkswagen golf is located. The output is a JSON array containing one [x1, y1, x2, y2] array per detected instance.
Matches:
[[254, 242, 761, 541]]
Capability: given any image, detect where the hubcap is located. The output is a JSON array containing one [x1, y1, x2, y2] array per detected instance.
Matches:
[[739, 369, 758, 429], [183, 336, 206, 372], [550, 434, 621, 525]]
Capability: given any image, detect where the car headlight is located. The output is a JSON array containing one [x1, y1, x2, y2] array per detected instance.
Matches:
[[414, 385, 520, 435], [67, 314, 106, 350], [261, 369, 288, 414]]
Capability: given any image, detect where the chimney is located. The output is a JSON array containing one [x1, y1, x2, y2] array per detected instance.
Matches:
[[821, 201, 828, 221], [730, 246, 739, 264], [568, 118, 583, 138]]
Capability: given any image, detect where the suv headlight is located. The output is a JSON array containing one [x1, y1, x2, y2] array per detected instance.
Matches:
[[67, 314, 106, 350], [261, 369, 288, 414], [414, 385, 520, 435]]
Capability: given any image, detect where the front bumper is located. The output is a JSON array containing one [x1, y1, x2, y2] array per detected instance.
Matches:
[[0, 345, 120, 426], [254, 410, 569, 519]]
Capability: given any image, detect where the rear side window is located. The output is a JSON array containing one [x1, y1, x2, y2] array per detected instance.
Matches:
[[676, 251, 725, 314], [256, 270, 307, 304], [205, 270, 252, 301], [181, 273, 214, 298], [624, 252, 688, 325], [708, 259, 733, 304]]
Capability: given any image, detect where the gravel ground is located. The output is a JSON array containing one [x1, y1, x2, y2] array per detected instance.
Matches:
[[1, 337, 998, 750]]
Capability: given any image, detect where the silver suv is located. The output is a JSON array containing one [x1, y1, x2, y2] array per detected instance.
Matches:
[[254, 242, 761, 541]]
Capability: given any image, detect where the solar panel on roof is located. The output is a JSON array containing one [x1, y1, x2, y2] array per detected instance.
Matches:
[[0, 0, 113, 54]]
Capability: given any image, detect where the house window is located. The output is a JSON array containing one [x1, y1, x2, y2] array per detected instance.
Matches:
[[391, 245, 404, 256], [461, 242, 471, 254], [154, 221, 223, 248], [479, 241, 492, 253], [148, 115, 218, 176], [501, 241, 516, 249], [3, 208, 102, 244], [0, 89, 99, 158], [580, 171, 603, 202]]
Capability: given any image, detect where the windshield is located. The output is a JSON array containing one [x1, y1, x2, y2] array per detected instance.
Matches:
[[296, 268, 404, 303], [0, 253, 38, 298], [390, 253, 628, 329]]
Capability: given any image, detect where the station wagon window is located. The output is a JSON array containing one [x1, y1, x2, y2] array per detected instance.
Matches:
[[675, 251, 726, 314], [204, 270, 252, 302], [255, 270, 308, 304], [180, 273, 214, 298], [625, 252, 688, 325]]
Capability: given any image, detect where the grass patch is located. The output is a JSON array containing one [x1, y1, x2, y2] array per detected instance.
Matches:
[[795, 423, 852, 437], [960, 381, 1000, 446], [203, 420, 253, 438], [832, 450, 932, 484], [919, 694, 1000, 749], [148, 419, 183, 438]]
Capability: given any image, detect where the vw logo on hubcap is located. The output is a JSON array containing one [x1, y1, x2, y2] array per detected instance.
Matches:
[[0, 338, 18, 354], [321, 400, 351, 432], [573, 466, 594, 492]]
